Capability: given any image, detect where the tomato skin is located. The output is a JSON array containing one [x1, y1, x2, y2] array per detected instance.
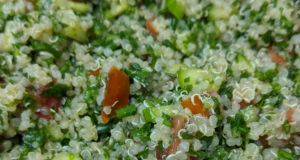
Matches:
[[156, 115, 186, 158], [101, 66, 130, 123], [34, 84, 61, 120], [259, 135, 270, 148], [145, 19, 158, 36], [88, 68, 101, 77], [268, 48, 286, 65], [286, 108, 296, 123], [167, 115, 186, 154], [181, 96, 209, 117]]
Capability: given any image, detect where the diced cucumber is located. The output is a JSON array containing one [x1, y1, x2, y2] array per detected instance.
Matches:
[[178, 67, 208, 89], [106, 0, 128, 19], [177, 67, 225, 92], [49, 123, 64, 140], [61, 24, 86, 43], [165, 0, 185, 20], [69, 1, 91, 13], [208, 3, 235, 21], [165, 63, 188, 75], [52, 0, 91, 13], [143, 105, 178, 123], [52, 152, 82, 160], [232, 54, 255, 73], [240, 105, 259, 123]]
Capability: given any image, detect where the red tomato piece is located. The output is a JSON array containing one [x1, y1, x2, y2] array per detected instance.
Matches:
[[101, 66, 130, 123], [181, 96, 209, 117], [145, 19, 159, 36]]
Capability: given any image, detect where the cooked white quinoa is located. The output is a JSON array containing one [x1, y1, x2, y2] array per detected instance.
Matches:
[[1, 0, 300, 160]]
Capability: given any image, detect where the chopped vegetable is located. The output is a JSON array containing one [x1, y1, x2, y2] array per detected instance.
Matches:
[[125, 63, 152, 85], [40, 83, 69, 98], [102, 66, 130, 123], [145, 19, 158, 36], [33, 84, 62, 120], [23, 126, 49, 148], [277, 149, 296, 160], [181, 96, 209, 117], [88, 68, 101, 77], [165, 0, 185, 20], [268, 48, 286, 65], [84, 74, 101, 106], [30, 39, 61, 58], [143, 105, 178, 123], [52, 152, 82, 160], [132, 123, 153, 141], [116, 105, 137, 119], [167, 115, 186, 154], [177, 67, 225, 92], [22, 93, 37, 112]]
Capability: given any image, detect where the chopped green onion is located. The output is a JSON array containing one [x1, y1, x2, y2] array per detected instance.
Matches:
[[277, 149, 296, 160], [181, 132, 195, 139], [116, 105, 137, 119], [96, 123, 112, 134]]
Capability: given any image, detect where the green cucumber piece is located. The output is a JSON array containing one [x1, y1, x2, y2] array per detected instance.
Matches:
[[143, 105, 178, 123]]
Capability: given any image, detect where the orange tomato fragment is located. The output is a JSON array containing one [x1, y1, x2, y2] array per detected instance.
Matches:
[[167, 115, 186, 154], [101, 66, 130, 123], [156, 115, 186, 159], [145, 19, 158, 36], [181, 96, 209, 117], [88, 68, 101, 77], [268, 48, 286, 65], [286, 108, 296, 123]]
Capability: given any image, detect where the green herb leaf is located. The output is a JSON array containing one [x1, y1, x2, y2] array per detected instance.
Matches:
[[277, 149, 296, 160], [125, 63, 152, 85], [40, 83, 69, 98], [23, 126, 49, 148], [84, 74, 101, 106], [282, 120, 291, 134], [30, 39, 61, 58], [132, 123, 153, 141], [22, 93, 37, 112]]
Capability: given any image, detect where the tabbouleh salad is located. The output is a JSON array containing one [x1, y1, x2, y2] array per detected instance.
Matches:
[[1, 0, 300, 159]]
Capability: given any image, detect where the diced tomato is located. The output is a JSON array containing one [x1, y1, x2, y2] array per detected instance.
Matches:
[[181, 96, 209, 117], [88, 68, 101, 77], [268, 48, 286, 65], [155, 147, 165, 160], [231, 98, 252, 110], [259, 135, 270, 148], [101, 66, 130, 123], [286, 108, 296, 123], [167, 115, 186, 154], [34, 84, 61, 120], [156, 115, 186, 159], [239, 100, 252, 109], [145, 19, 158, 36], [289, 45, 295, 57]]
